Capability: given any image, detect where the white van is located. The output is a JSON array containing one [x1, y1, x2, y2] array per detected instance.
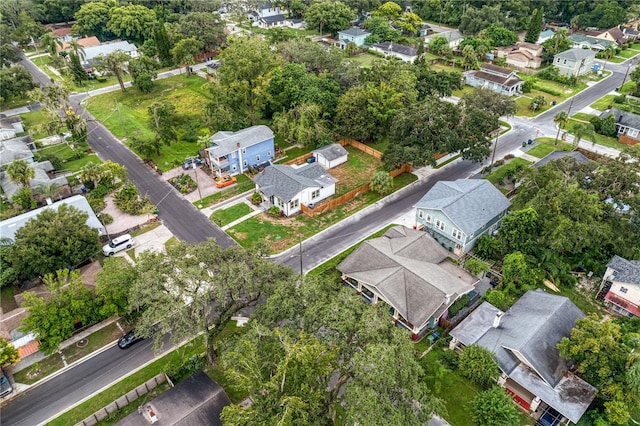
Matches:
[[102, 234, 134, 256]]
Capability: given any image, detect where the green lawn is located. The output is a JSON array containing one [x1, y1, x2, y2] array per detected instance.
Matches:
[[84, 75, 210, 172], [451, 85, 475, 98], [369, 137, 389, 153], [566, 119, 626, 149], [334, 146, 384, 196], [346, 53, 382, 67], [616, 49, 639, 59], [571, 112, 594, 122], [210, 202, 253, 226], [526, 137, 575, 158], [610, 56, 627, 63], [14, 353, 65, 385], [228, 173, 417, 253], [274, 145, 313, 164], [590, 94, 617, 111], [60, 323, 123, 365], [19, 109, 50, 139], [35, 144, 102, 173], [515, 87, 569, 117], [197, 174, 253, 208], [31, 55, 62, 82], [484, 158, 531, 188], [0, 286, 17, 312]]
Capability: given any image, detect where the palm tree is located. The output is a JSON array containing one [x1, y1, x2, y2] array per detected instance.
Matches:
[[601, 44, 617, 73], [571, 122, 597, 147], [35, 182, 62, 205], [67, 39, 86, 62], [551, 28, 568, 53], [5, 160, 35, 189], [553, 111, 569, 145], [78, 162, 104, 189], [40, 32, 61, 55]]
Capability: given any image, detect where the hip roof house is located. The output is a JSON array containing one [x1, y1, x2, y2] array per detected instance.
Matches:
[[337, 226, 477, 340], [450, 290, 596, 425], [414, 179, 511, 255], [464, 63, 524, 96]]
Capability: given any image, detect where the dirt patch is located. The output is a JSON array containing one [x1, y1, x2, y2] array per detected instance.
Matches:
[[330, 147, 383, 195]]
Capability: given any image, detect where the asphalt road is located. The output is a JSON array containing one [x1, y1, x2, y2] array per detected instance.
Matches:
[[1, 338, 166, 426], [17, 50, 235, 246], [7, 51, 634, 424]]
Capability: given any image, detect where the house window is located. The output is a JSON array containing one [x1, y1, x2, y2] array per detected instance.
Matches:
[[556, 58, 560, 63], [418, 210, 424, 219], [435, 219, 445, 231], [256, 155, 260, 162], [425, 214, 432, 224], [290, 199, 299, 209], [232, 165, 237, 171], [563, 59, 567, 64], [629, 129, 639, 138], [243, 160, 248, 166], [452, 228, 463, 240], [311, 189, 320, 199], [621, 287, 629, 294], [242, 148, 247, 154], [618, 126, 625, 135], [267, 150, 272, 156]]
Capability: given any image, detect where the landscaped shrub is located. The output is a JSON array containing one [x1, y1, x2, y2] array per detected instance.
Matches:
[[521, 80, 532, 93], [114, 183, 155, 215], [166, 354, 206, 383], [441, 349, 459, 368], [251, 192, 262, 205], [88, 197, 106, 214], [503, 154, 514, 160], [448, 294, 470, 317], [168, 173, 196, 194], [536, 86, 562, 96], [98, 212, 113, 225], [465, 258, 490, 276], [35, 153, 63, 170], [268, 206, 281, 217]]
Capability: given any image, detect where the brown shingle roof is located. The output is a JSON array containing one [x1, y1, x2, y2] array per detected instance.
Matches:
[[470, 70, 522, 87], [480, 63, 513, 76]]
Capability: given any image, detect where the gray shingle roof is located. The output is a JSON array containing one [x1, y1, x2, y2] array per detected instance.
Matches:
[[116, 371, 231, 426], [253, 163, 336, 202], [600, 108, 640, 130], [452, 291, 584, 386], [84, 41, 137, 64], [0, 194, 103, 241], [373, 41, 417, 57], [0, 160, 68, 199], [607, 255, 640, 285], [0, 136, 35, 167], [261, 14, 286, 23], [207, 125, 273, 158], [338, 28, 371, 37], [414, 179, 511, 235], [313, 144, 348, 161], [555, 47, 597, 62], [535, 150, 590, 168], [337, 226, 475, 329]]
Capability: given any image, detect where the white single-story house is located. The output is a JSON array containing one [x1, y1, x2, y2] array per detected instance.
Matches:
[[312, 144, 348, 169], [83, 40, 139, 70], [252, 163, 337, 216], [0, 136, 36, 168], [371, 41, 418, 62], [0, 116, 24, 140]]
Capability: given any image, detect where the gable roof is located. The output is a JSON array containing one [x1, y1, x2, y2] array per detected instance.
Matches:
[[451, 291, 594, 423], [425, 30, 463, 42], [83, 40, 138, 65], [554, 47, 596, 62], [481, 63, 513, 76], [600, 108, 640, 130], [600, 27, 626, 44], [59, 36, 100, 52], [313, 143, 348, 161], [607, 255, 640, 285], [337, 226, 476, 329], [116, 371, 231, 426], [260, 13, 286, 23], [0, 136, 35, 167], [535, 150, 590, 168], [338, 28, 371, 37], [414, 179, 511, 235], [253, 163, 336, 202], [567, 34, 615, 49], [206, 125, 273, 158], [373, 41, 417, 57], [0, 195, 103, 241]]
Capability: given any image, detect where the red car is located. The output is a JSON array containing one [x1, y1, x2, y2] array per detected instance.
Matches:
[[215, 175, 237, 188]]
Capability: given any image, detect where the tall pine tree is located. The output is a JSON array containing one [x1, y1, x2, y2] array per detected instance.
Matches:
[[525, 7, 544, 43], [68, 52, 88, 85], [154, 21, 172, 66]]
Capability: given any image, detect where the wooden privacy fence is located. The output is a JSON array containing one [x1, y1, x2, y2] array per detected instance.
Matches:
[[301, 163, 412, 218], [336, 139, 384, 159]]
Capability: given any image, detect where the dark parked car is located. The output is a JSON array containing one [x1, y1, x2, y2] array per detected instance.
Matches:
[[118, 330, 144, 349], [183, 158, 203, 170], [0, 370, 13, 398]]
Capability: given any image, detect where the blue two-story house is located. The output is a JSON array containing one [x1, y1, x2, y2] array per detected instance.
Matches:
[[337, 28, 372, 48], [414, 179, 511, 255], [204, 125, 275, 177]]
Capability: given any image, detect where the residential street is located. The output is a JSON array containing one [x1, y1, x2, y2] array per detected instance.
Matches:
[[3, 50, 634, 425]]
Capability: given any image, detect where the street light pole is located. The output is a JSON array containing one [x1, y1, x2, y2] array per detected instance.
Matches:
[[621, 59, 636, 90], [192, 162, 203, 208]]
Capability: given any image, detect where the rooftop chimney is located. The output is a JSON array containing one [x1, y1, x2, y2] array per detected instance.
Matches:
[[493, 312, 504, 328]]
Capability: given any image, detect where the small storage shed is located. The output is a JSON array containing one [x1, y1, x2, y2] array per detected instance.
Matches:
[[313, 144, 348, 169]]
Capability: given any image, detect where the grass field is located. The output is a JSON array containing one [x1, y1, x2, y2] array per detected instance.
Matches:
[[85, 75, 210, 171], [590, 94, 617, 111], [210, 202, 253, 226], [616, 49, 639, 59], [526, 137, 575, 158], [19, 109, 50, 139], [346, 53, 382, 67], [60, 323, 123, 365], [333, 146, 383, 196], [484, 158, 531, 190], [565, 119, 626, 149], [35, 144, 102, 173], [228, 172, 417, 253]]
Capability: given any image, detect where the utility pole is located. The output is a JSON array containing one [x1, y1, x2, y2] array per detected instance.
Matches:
[[487, 126, 501, 172], [621, 59, 636, 90], [299, 234, 303, 276], [193, 162, 203, 208]]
